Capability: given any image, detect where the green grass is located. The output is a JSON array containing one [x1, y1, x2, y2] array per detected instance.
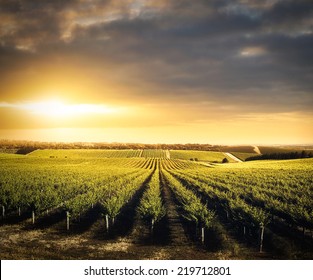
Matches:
[[0, 148, 18, 154], [169, 150, 235, 163], [219, 146, 255, 153], [230, 152, 258, 161], [0, 153, 25, 159], [258, 146, 313, 154], [141, 149, 167, 158], [217, 157, 313, 170], [1, 149, 312, 260], [29, 149, 142, 158]]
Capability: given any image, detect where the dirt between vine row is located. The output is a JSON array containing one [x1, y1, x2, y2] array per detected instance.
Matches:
[[0, 171, 260, 260], [0, 210, 233, 260]]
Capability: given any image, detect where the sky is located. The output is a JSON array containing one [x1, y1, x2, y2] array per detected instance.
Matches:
[[0, 0, 312, 144]]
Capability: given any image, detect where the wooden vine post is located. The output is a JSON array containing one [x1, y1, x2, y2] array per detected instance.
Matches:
[[32, 210, 35, 224], [105, 214, 109, 233], [201, 227, 205, 244], [151, 218, 155, 233], [66, 211, 70, 231], [259, 222, 265, 253]]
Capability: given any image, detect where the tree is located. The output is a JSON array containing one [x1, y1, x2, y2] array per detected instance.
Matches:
[[222, 158, 229, 163]]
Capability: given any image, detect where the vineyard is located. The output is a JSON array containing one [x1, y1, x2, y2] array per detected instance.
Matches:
[[169, 150, 235, 162], [0, 149, 312, 259]]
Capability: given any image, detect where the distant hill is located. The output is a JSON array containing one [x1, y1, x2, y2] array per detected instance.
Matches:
[[0, 140, 312, 155], [218, 146, 256, 153], [258, 146, 313, 154]]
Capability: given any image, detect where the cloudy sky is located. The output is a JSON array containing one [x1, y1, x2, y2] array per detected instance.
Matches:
[[0, 0, 312, 144]]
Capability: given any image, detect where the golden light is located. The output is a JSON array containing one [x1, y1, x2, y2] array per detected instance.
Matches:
[[0, 99, 118, 118], [28, 100, 117, 117], [25, 100, 71, 117], [240, 46, 266, 57]]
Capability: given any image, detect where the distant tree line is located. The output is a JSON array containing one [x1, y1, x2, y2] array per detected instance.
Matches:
[[1, 140, 312, 156], [0, 139, 227, 152], [246, 151, 313, 161]]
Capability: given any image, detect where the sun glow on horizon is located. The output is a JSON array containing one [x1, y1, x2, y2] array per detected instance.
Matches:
[[0, 93, 312, 145], [0, 99, 119, 118]]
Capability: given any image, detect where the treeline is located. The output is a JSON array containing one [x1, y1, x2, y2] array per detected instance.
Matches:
[[0, 139, 227, 152], [246, 151, 313, 161], [1, 139, 312, 155], [219, 145, 255, 153]]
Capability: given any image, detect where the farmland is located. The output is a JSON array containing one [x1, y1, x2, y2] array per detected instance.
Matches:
[[0, 149, 312, 260], [169, 150, 235, 162], [229, 152, 258, 161]]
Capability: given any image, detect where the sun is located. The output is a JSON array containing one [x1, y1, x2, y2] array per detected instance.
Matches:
[[24, 99, 116, 118], [26, 99, 69, 117]]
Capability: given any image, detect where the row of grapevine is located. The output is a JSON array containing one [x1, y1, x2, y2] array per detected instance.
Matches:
[[0, 156, 149, 224], [141, 149, 167, 159], [63, 170, 144, 222], [137, 169, 165, 232], [176, 167, 313, 232], [99, 169, 153, 233], [1, 152, 312, 257], [169, 171, 261, 243], [160, 159, 197, 170], [162, 169, 215, 244], [29, 149, 142, 158], [169, 168, 311, 252], [29, 149, 237, 162], [142, 158, 157, 169]]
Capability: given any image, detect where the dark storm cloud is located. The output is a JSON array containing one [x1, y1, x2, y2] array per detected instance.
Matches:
[[0, 0, 312, 113], [263, 0, 313, 24]]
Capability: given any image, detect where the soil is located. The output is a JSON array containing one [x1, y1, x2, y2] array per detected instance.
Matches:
[[0, 213, 229, 260], [0, 170, 263, 260]]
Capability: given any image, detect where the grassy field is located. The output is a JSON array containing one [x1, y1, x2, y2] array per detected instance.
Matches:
[[29, 149, 142, 158], [169, 150, 235, 163], [0, 148, 18, 154], [29, 149, 234, 162], [219, 146, 256, 153], [230, 152, 259, 161], [258, 146, 313, 154], [0, 150, 312, 260]]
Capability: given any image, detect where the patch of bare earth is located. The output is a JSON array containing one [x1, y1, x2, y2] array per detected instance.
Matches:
[[0, 184, 255, 260], [0, 219, 250, 260]]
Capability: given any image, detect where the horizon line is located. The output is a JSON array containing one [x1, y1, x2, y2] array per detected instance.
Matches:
[[1, 138, 313, 147]]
